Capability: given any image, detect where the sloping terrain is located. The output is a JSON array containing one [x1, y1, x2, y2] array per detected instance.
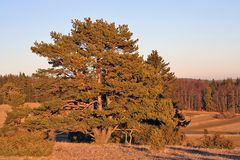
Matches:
[[183, 110, 240, 147], [183, 111, 240, 134]]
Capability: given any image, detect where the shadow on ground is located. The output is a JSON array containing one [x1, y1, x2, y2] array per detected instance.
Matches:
[[169, 146, 240, 160], [55, 131, 92, 143]]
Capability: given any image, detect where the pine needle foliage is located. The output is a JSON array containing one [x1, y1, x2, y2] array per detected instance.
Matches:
[[29, 18, 182, 144]]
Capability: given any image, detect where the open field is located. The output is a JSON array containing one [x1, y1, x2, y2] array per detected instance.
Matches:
[[0, 143, 239, 160], [185, 134, 240, 148], [183, 110, 240, 147], [183, 110, 240, 134]]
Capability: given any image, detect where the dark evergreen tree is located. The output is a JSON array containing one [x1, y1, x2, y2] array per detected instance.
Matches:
[[146, 50, 175, 98]]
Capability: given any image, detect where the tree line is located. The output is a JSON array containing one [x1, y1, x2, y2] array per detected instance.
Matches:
[[173, 78, 240, 113], [1, 73, 239, 113]]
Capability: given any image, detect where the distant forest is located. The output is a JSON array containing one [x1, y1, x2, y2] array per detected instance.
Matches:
[[0, 73, 239, 113], [174, 78, 240, 113]]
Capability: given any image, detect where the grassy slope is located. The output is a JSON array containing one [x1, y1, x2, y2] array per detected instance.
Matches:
[[183, 111, 240, 134], [182, 110, 240, 146]]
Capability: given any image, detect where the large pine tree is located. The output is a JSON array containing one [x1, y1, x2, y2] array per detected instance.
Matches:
[[30, 18, 178, 144]]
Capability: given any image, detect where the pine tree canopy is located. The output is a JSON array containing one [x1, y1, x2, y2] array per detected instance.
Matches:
[[29, 18, 179, 144], [146, 50, 175, 98]]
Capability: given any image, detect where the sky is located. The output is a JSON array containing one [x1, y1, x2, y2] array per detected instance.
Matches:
[[0, 0, 240, 80]]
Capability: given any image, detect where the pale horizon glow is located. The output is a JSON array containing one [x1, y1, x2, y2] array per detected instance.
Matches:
[[0, 0, 240, 80]]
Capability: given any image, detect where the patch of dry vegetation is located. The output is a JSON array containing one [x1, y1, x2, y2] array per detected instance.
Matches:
[[3, 143, 236, 160], [185, 134, 240, 147], [0, 130, 54, 157], [0, 104, 12, 128], [22, 102, 41, 109], [0, 104, 54, 157], [186, 130, 234, 149], [201, 133, 233, 149]]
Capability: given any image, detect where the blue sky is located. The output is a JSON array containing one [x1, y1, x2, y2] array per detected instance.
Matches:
[[0, 0, 240, 79]]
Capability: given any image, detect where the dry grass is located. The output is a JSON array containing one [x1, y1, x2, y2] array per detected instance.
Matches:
[[22, 102, 41, 109], [182, 110, 240, 147], [49, 143, 240, 160], [185, 134, 240, 147], [207, 122, 240, 133], [182, 110, 240, 134], [0, 131, 54, 157], [0, 143, 239, 160]]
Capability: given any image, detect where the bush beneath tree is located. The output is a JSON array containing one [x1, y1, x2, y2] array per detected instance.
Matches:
[[0, 130, 54, 156], [200, 129, 234, 149]]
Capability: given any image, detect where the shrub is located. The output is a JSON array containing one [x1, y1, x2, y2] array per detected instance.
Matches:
[[161, 125, 185, 145], [133, 124, 184, 149], [0, 130, 54, 156], [133, 125, 164, 149], [201, 129, 233, 149], [4, 107, 32, 127]]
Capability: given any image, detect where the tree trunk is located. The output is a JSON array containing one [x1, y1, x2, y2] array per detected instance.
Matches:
[[97, 68, 102, 111], [97, 95, 102, 110], [92, 127, 114, 144], [107, 96, 111, 106]]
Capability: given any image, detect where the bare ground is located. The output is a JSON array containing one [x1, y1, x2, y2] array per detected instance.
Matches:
[[49, 143, 240, 160], [0, 143, 239, 160]]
